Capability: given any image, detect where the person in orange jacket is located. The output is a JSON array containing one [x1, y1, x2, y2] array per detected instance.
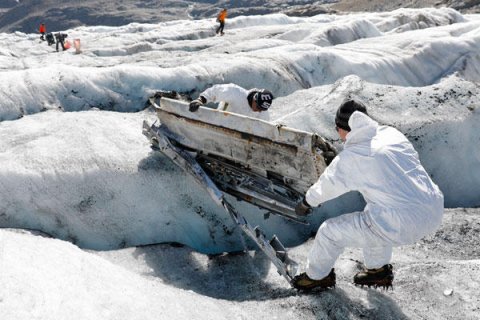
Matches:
[[216, 8, 227, 36], [39, 23, 46, 41]]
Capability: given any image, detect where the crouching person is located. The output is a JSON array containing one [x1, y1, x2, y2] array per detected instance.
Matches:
[[45, 33, 55, 46], [292, 99, 444, 291]]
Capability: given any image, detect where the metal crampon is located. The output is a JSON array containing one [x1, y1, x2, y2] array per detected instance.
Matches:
[[353, 264, 394, 291]]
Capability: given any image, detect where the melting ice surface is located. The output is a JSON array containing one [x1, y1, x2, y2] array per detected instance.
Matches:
[[0, 7, 479, 253]]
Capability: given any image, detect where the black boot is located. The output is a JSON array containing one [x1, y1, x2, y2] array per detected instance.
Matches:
[[292, 269, 335, 292], [354, 264, 394, 289]]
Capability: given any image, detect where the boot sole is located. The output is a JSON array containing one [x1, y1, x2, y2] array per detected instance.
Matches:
[[295, 283, 336, 293], [354, 277, 394, 290]]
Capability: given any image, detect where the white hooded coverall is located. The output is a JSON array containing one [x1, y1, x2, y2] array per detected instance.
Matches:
[[200, 83, 270, 120], [305, 111, 444, 280]]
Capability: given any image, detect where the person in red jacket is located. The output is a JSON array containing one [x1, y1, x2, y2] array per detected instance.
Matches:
[[216, 8, 227, 36], [39, 23, 46, 41]]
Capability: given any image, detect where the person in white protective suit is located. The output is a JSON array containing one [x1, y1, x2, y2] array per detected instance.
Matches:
[[188, 83, 273, 120], [292, 99, 444, 291]]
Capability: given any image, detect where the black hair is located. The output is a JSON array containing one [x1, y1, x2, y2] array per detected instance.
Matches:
[[335, 100, 368, 131]]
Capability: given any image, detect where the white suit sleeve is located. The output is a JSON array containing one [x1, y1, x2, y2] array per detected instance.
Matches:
[[200, 86, 221, 103], [305, 154, 353, 207], [200, 84, 246, 104]]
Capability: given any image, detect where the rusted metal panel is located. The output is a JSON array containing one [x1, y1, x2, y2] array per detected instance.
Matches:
[[158, 98, 315, 150], [153, 98, 329, 191]]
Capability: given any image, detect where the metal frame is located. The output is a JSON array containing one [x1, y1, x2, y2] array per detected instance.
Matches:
[[143, 121, 299, 284]]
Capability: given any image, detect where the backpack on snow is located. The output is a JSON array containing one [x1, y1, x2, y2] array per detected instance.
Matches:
[[46, 33, 55, 46]]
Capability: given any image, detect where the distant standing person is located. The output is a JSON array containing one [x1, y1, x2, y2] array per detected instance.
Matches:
[[55, 33, 68, 52], [216, 8, 227, 36], [39, 23, 46, 41]]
